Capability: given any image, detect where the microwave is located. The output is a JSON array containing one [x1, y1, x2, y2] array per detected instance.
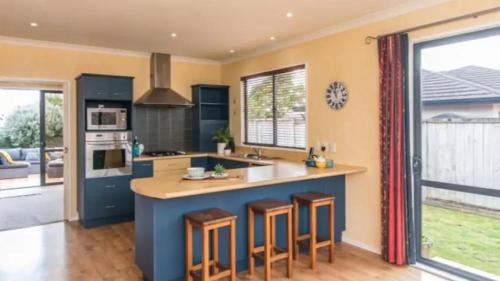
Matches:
[[87, 107, 127, 130]]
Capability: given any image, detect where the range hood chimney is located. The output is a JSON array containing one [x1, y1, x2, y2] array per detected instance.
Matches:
[[135, 53, 194, 107]]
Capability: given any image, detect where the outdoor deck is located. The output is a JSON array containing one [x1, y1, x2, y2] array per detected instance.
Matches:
[[0, 174, 63, 190]]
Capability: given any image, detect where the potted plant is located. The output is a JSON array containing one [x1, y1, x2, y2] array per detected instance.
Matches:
[[421, 235, 434, 258], [212, 127, 232, 155]]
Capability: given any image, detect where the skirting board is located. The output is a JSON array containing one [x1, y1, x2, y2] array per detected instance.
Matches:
[[68, 214, 79, 222], [342, 237, 381, 254]]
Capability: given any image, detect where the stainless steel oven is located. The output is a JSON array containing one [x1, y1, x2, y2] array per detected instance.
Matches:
[[87, 107, 127, 130], [85, 132, 132, 178]]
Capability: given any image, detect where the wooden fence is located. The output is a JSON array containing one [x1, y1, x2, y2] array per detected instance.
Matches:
[[422, 119, 500, 211]]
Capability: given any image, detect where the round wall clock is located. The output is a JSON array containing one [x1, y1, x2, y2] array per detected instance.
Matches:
[[325, 81, 348, 110]]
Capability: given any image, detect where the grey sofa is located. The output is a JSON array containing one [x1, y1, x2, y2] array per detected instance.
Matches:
[[0, 148, 41, 179]]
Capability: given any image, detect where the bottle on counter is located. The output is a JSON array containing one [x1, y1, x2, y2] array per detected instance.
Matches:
[[133, 136, 140, 157]]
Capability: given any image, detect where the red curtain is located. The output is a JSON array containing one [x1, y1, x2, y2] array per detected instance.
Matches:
[[378, 33, 410, 265]]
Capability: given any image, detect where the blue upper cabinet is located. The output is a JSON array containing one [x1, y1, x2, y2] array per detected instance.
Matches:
[[77, 74, 133, 101], [192, 85, 230, 152]]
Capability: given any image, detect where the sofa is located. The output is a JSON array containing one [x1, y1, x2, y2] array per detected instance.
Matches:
[[0, 148, 64, 179], [0, 148, 40, 173]]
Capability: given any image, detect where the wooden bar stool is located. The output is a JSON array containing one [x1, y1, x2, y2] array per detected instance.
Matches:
[[292, 192, 335, 270], [185, 208, 237, 281], [247, 199, 293, 281]]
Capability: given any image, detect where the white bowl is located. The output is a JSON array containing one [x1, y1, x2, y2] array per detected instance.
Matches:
[[187, 167, 205, 178]]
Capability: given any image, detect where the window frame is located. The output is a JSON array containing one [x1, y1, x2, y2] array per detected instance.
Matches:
[[241, 64, 307, 150]]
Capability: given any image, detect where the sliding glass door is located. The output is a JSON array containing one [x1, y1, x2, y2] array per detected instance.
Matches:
[[0, 89, 63, 189], [40, 91, 64, 186], [414, 27, 500, 281]]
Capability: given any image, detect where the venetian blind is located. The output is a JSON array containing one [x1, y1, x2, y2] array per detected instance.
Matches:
[[242, 65, 306, 149]]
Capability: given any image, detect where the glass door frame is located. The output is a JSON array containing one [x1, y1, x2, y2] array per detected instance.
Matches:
[[40, 90, 63, 186], [413, 26, 500, 281]]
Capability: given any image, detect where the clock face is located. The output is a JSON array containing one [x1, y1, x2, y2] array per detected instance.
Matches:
[[325, 81, 348, 110]]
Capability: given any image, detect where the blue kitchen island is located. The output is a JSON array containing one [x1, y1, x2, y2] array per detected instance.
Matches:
[[131, 155, 365, 281]]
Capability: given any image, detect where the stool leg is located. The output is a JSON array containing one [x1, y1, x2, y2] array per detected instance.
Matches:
[[270, 215, 275, 269], [286, 209, 293, 278], [309, 203, 317, 270], [264, 213, 272, 281], [185, 219, 193, 281], [248, 207, 255, 275], [329, 200, 336, 263], [293, 199, 299, 260], [202, 227, 210, 281], [230, 220, 236, 281], [213, 229, 219, 273]]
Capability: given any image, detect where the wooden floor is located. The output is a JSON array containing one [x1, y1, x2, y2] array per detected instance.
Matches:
[[0, 222, 448, 281]]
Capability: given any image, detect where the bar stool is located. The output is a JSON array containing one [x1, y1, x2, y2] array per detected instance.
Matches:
[[247, 199, 293, 281], [185, 208, 237, 281], [292, 192, 335, 269]]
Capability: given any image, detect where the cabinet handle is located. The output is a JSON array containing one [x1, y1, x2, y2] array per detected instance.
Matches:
[[105, 184, 116, 188], [112, 92, 121, 96], [96, 92, 104, 95], [105, 205, 116, 209], [142, 163, 152, 167]]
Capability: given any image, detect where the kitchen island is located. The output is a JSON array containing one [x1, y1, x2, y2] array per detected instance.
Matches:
[[131, 154, 365, 281]]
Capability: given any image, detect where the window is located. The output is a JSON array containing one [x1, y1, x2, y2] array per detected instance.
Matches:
[[242, 65, 306, 149]]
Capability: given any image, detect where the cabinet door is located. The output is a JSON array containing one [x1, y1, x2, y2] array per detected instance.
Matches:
[[191, 157, 208, 169], [133, 161, 154, 178], [84, 176, 134, 219], [153, 158, 190, 176], [81, 76, 132, 101]]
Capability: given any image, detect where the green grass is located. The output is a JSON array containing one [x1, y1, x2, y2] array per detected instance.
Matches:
[[422, 204, 500, 276]]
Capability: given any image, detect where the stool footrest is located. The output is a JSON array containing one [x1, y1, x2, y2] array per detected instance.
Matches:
[[190, 261, 230, 281]]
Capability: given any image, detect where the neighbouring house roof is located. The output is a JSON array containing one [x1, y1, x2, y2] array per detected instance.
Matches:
[[422, 66, 500, 105]]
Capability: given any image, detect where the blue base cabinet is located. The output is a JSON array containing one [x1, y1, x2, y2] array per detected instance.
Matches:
[[81, 176, 134, 228], [133, 161, 154, 178]]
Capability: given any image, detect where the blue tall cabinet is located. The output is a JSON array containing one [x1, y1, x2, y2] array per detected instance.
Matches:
[[76, 74, 135, 228], [192, 84, 229, 152]]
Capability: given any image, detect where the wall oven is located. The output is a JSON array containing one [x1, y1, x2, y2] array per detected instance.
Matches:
[[87, 107, 127, 130], [85, 132, 132, 178]]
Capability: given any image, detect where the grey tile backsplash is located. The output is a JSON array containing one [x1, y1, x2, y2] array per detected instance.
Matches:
[[133, 106, 192, 152]]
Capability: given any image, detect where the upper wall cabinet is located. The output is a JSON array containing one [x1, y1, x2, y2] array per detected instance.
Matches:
[[77, 74, 133, 101], [192, 84, 230, 152]]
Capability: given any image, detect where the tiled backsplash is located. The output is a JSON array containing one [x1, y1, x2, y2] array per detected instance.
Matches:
[[133, 106, 193, 152]]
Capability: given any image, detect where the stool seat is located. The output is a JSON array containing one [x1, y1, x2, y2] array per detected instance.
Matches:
[[247, 199, 293, 213], [293, 192, 334, 203], [185, 208, 237, 226]]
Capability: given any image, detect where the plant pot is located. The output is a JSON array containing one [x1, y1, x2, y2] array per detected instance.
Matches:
[[217, 142, 226, 155], [421, 236, 433, 258]]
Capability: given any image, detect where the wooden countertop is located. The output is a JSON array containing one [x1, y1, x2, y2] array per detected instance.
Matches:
[[131, 154, 366, 200]]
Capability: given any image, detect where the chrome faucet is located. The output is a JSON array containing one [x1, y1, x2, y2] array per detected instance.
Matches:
[[253, 147, 263, 158]]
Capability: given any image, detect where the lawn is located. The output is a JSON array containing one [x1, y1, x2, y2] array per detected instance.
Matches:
[[422, 204, 500, 276]]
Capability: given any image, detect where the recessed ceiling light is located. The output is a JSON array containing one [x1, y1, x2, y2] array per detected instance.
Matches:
[[270, 36, 276, 41], [286, 12, 293, 18], [30, 22, 38, 27], [171, 33, 177, 38], [229, 49, 235, 53]]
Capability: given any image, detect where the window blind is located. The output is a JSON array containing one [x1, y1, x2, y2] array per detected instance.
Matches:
[[242, 65, 306, 149]]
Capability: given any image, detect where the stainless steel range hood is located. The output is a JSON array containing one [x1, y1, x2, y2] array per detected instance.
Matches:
[[135, 53, 194, 107]]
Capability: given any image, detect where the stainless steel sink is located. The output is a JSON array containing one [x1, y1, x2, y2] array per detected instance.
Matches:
[[242, 153, 282, 160]]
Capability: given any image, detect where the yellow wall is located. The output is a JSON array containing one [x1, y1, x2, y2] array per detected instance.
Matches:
[[0, 43, 221, 218], [222, 0, 500, 251]]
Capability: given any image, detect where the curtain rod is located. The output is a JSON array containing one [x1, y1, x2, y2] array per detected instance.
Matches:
[[364, 6, 500, 44]]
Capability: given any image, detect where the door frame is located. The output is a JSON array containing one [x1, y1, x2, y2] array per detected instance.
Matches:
[[413, 26, 500, 281], [0, 77, 72, 221], [40, 90, 64, 187]]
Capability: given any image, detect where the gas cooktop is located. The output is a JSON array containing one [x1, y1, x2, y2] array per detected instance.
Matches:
[[143, 151, 186, 157]]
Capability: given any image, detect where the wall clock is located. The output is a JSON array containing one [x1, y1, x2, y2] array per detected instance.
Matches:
[[325, 81, 348, 110]]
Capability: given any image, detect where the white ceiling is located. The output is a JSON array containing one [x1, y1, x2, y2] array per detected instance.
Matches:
[[0, 0, 446, 61]]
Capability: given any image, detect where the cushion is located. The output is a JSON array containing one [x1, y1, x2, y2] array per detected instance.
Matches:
[[21, 148, 40, 160], [0, 150, 14, 164], [2, 148, 22, 161], [25, 151, 40, 162], [49, 151, 64, 160]]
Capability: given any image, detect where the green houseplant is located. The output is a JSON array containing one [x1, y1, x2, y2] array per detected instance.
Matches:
[[212, 127, 233, 155]]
